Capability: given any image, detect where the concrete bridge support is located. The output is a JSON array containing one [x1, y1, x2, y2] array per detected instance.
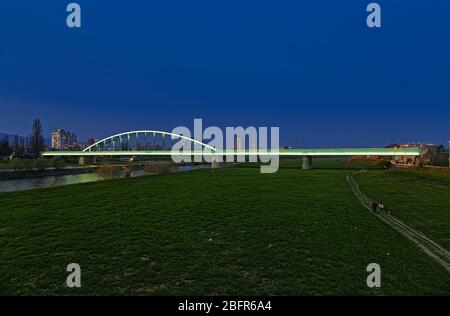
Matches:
[[302, 156, 312, 170], [79, 156, 97, 165]]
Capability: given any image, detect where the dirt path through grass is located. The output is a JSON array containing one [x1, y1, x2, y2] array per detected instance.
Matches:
[[347, 170, 450, 274]]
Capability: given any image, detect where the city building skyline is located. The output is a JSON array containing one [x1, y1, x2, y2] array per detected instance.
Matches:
[[51, 129, 78, 150]]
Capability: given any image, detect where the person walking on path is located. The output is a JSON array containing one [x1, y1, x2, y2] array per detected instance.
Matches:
[[378, 202, 385, 214], [372, 202, 378, 213]]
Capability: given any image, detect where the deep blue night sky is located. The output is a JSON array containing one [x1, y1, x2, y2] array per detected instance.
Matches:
[[0, 1, 449, 147]]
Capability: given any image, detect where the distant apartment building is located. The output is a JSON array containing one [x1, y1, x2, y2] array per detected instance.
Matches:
[[51, 129, 78, 150]]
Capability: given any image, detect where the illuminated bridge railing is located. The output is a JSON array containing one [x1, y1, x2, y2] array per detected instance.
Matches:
[[42, 147, 420, 157]]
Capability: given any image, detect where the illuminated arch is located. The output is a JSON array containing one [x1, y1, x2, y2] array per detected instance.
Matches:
[[83, 130, 215, 152]]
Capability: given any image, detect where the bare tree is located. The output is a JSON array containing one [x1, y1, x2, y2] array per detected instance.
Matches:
[[0, 136, 12, 159], [29, 118, 45, 159]]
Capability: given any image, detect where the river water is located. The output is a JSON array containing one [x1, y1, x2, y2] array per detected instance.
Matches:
[[0, 165, 205, 193]]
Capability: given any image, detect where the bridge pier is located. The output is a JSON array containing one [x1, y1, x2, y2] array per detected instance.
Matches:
[[302, 156, 312, 170], [79, 156, 96, 165]]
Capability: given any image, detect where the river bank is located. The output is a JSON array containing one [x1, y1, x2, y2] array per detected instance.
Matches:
[[0, 160, 185, 180], [0, 163, 212, 192], [0, 166, 99, 180]]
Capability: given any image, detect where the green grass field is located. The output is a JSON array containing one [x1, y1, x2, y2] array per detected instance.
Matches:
[[357, 168, 450, 250], [1, 159, 449, 295]]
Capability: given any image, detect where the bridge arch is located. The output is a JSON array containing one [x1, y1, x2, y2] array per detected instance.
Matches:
[[83, 130, 215, 152]]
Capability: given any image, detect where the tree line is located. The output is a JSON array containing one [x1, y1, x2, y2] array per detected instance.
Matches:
[[0, 118, 45, 160]]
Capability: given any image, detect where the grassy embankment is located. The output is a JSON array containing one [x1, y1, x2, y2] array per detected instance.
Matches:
[[1, 158, 449, 295], [356, 167, 450, 250]]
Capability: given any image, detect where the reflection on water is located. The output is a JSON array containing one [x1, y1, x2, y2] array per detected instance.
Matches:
[[0, 165, 204, 193], [0, 173, 101, 193]]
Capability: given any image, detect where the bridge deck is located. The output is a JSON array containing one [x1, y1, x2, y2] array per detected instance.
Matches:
[[42, 148, 420, 157]]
